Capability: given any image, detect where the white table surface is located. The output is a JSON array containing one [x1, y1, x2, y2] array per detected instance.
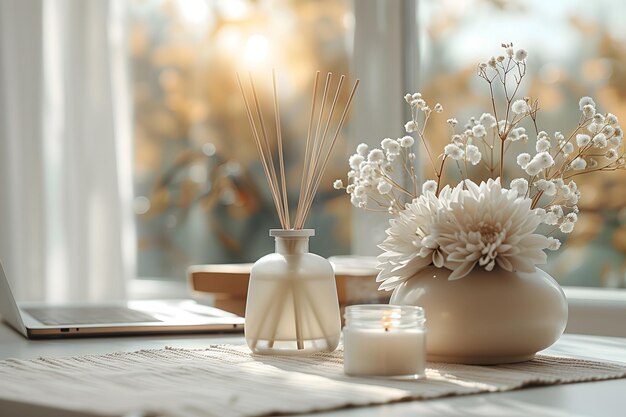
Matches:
[[0, 323, 625, 417]]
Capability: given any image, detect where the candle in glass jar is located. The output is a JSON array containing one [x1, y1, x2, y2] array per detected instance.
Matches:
[[343, 304, 426, 377]]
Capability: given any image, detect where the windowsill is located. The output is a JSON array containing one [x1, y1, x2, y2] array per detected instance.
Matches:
[[564, 287, 626, 337], [128, 279, 626, 336]]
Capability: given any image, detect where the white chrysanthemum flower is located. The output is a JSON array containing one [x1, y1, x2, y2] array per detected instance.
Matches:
[[536, 138, 551, 152], [384, 140, 401, 155], [333, 179, 343, 189], [579, 96, 596, 111], [405, 120, 418, 133], [517, 153, 531, 169], [547, 237, 561, 251], [349, 154, 364, 170], [422, 180, 437, 195], [514, 49, 528, 62], [478, 113, 496, 128], [377, 181, 392, 194], [576, 134, 591, 147], [570, 157, 587, 171], [465, 144, 482, 165], [399, 135, 414, 147], [607, 113, 619, 125], [376, 189, 459, 291], [368, 149, 385, 162], [592, 133, 608, 148], [436, 178, 549, 280], [511, 99, 529, 114], [444, 143, 464, 160], [510, 178, 529, 196], [356, 143, 369, 156]]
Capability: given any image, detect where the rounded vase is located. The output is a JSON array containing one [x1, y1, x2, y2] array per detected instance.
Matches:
[[390, 265, 568, 365]]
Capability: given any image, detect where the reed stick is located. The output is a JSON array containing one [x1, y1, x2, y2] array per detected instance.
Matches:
[[295, 71, 320, 229], [248, 73, 286, 228], [299, 79, 360, 225], [272, 69, 290, 228], [236, 74, 285, 227]]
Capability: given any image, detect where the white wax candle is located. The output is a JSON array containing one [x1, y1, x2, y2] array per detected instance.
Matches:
[[343, 326, 426, 376]]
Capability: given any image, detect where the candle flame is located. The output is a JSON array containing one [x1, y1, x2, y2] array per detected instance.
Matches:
[[382, 315, 392, 332]]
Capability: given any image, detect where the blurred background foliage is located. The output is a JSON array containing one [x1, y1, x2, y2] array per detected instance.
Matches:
[[129, 0, 353, 280]]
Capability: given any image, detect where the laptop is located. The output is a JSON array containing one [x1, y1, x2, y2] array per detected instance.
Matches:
[[0, 261, 244, 338]]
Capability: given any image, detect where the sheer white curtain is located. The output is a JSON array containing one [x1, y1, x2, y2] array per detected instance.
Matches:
[[0, 0, 134, 302]]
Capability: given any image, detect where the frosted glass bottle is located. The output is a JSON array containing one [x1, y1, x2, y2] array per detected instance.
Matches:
[[245, 229, 341, 355]]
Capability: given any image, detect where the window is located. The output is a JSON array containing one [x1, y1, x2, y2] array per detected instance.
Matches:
[[414, 0, 626, 288], [128, 0, 354, 280]]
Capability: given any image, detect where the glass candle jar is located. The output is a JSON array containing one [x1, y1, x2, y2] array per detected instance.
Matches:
[[343, 304, 426, 377]]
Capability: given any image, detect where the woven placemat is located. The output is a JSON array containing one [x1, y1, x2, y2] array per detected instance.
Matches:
[[0, 345, 624, 417]]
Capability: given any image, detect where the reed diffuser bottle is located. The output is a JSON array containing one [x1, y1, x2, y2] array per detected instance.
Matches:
[[245, 229, 340, 354], [237, 70, 359, 355]]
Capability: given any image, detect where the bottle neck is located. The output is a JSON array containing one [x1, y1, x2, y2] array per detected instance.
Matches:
[[275, 237, 309, 255]]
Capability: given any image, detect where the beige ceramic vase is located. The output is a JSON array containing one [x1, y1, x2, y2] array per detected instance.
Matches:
[[390, 265, 568, 365]]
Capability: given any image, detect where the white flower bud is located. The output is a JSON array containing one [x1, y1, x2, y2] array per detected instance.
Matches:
[[399, 136, 414, 147], [514, 49, 528, 62], [472, 124, 487, 137], [444, 144, 464, 160], [606, 149, 619, 161], [579, 96, 596, 111], [536, 138, 551, 152], [560, 221, 575, 234], [511, 99, 529, 114], [421, 180, 437, 195], [356, 143, 369, 156], [531, 152, 555, 169], [562, 142, 574, 155], [606, 113, 619, 125], [434, 103, 443, 113], [349, 154, 364, 169], [547, 237, 561, 250], [377, 181, 392, 194], [333, 179, 344, 189], [592, 133, 607, 148], [582, 104, 595, 118], [510, 178, 528, 196], [570, 157, 587, 171], [367, 149, 385, 162], [517, 153, 531, 169], [576, 134, 591, 147], [404, 120, 418, 133], [479, 113, 497, 128]]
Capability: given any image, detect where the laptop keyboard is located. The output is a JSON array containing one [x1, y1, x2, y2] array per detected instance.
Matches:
[[23, 306, 162, 326]]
